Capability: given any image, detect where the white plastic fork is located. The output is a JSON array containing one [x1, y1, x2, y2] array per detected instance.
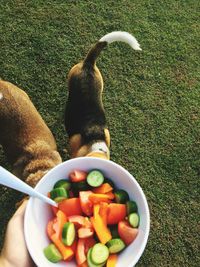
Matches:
[[0, 166, 57, 207]]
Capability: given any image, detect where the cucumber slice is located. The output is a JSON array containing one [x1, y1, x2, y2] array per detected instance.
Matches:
[[91, 243, 109, 264], [50, 188, 69, 202], [128, 213, 140, 228], [53, 179, 71, 190], [87, 170, 104, 187], [43, 244, 62, 263], [110, 225, 119, 238], [54, 196, 68, 202], [87, 248, 104, 267], [114, 189, 129, 204], [62, 222, 75, 246], [106, 238, 126, 253], [126, 200, 138, 214]]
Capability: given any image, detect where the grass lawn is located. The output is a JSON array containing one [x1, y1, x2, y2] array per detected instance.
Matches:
[[0, 0, 199, 266]]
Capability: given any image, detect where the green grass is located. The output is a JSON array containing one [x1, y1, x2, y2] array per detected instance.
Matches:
[[0, 0, 199, 266]]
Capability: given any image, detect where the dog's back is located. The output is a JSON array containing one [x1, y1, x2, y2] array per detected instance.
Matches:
[[65, 62, 106, 144], [0, 80, 61, 186], [0, 80, 57, 163]]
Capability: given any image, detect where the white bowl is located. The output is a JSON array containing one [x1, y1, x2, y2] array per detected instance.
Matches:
[[24, 157, 150, 267]]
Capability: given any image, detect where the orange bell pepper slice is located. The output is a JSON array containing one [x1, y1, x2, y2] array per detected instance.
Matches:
[[90, 204, 112, 244], [53, 210, 67, 239], [93, 204, 100, 217], [99, 202, 108, 225], [89, 193, 112, 204], [92, 183, 113, 194], [90, 215, 112, 244], [106, 254, 118, 267], [65, 239, 77, 261], [50, 233, 74, 260], [105, 192, 115, 200], [78, 261, 88, 267]]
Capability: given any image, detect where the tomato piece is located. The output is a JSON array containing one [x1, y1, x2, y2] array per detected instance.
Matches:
[[47, 192, 59, 215], [68, 215, 93, 233], [76, 238, 86, 265], [58, 198, 83, 216], [51, 205, 59, 216], [68, 215, 86, 228], [84, 217, 92, 229], [70, 238, 77, 253], [84, 237, 96, 254], [78, 227, 94, 238], [76, 237, 96, 265], [107, 203, 126, 225], [118, 221, 139, 245], [79, 191, 93, 216], [69, 170, 87, 182]]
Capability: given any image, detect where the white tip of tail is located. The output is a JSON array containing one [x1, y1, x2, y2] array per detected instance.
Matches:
[[0, 92, 3, 101], [99, 31, 142, 51]]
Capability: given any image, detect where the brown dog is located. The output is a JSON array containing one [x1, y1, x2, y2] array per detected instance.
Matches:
[[65, 31, 141, 160], [0, 80, 62, 187]]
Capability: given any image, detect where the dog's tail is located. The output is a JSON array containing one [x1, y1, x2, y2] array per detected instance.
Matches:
[[83, 31, 141, 67]]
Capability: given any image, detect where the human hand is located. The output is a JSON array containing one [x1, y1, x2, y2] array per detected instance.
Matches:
[[0, 200, 35, 267]]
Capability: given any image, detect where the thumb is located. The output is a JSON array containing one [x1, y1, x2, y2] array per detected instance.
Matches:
[[13, 199, 28, 218]]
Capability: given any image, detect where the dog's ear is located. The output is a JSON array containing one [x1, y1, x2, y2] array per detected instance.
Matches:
[[104, 129, 111, 147]]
